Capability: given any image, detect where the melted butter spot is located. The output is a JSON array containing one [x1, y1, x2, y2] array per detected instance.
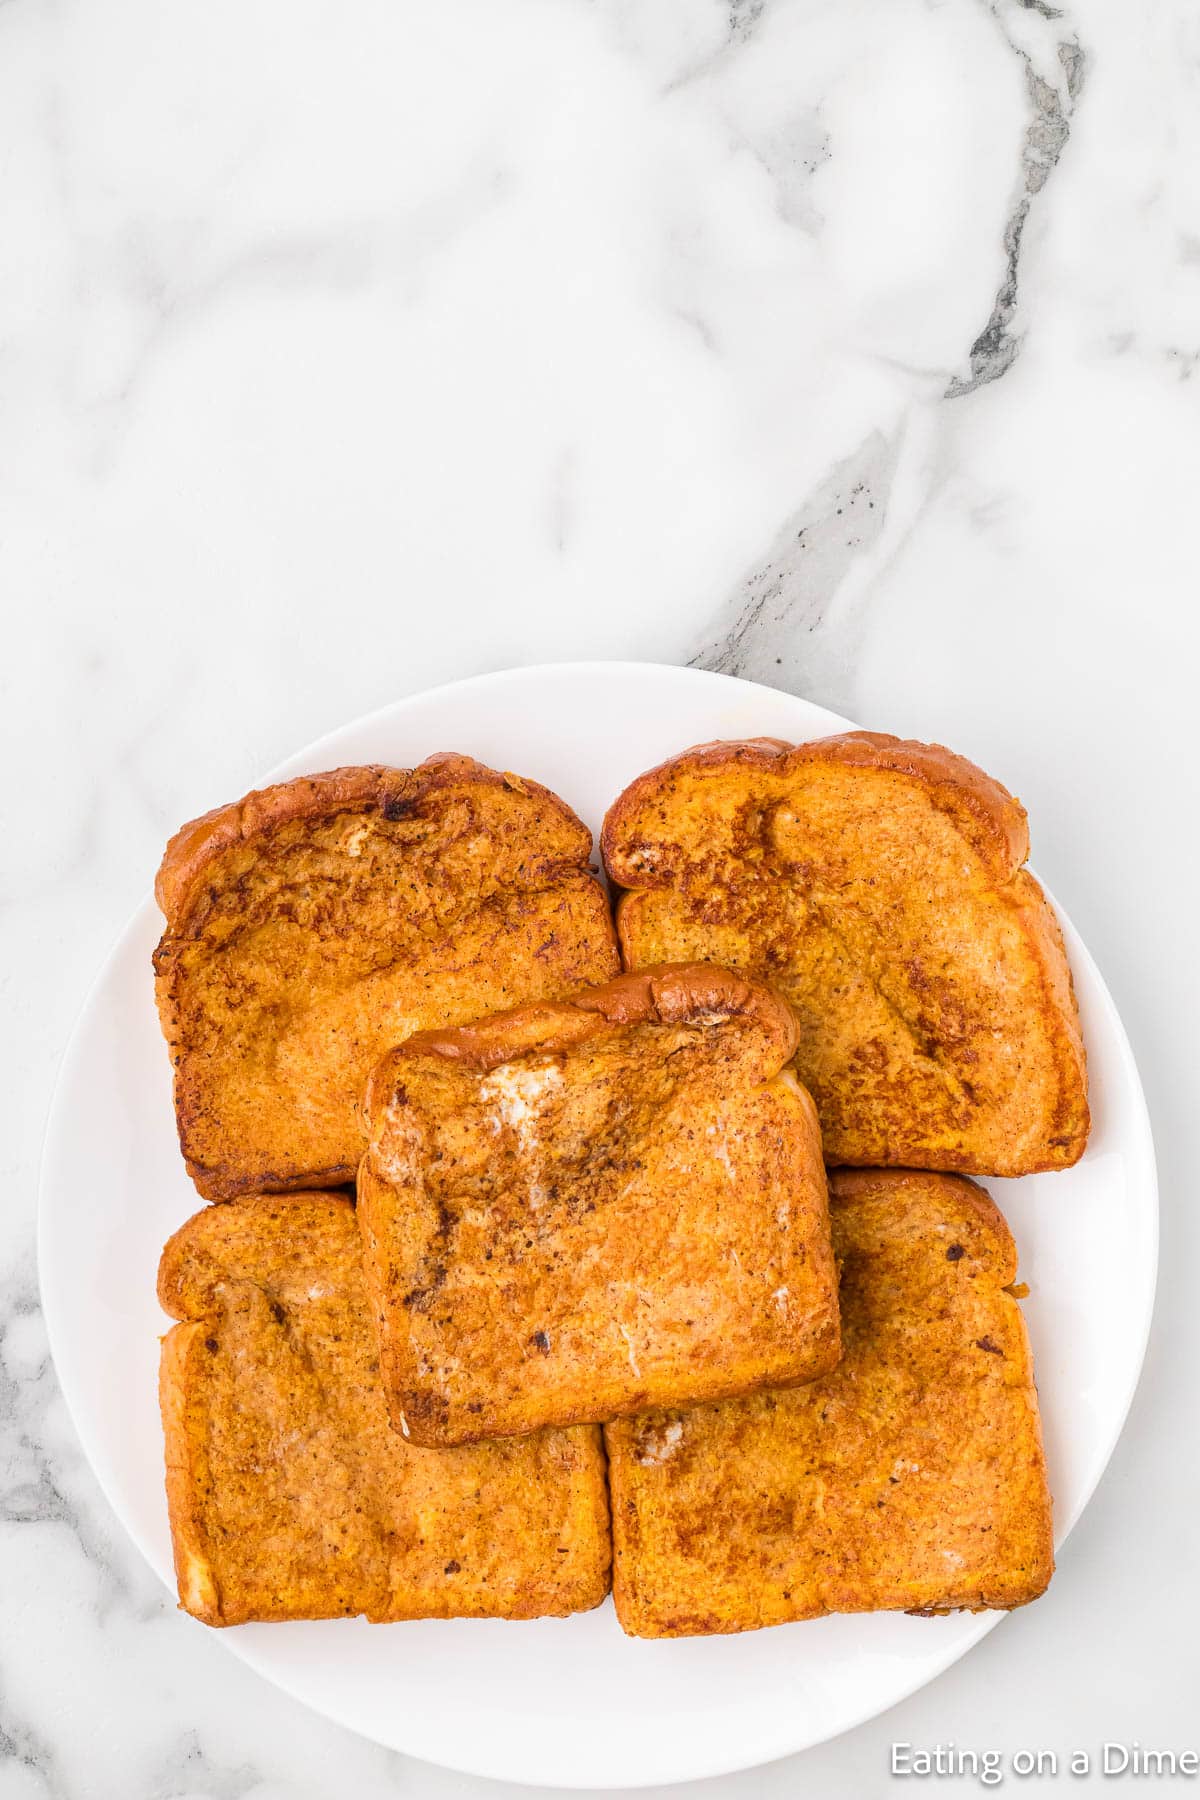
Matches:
[[371, 1102, 426, 1187], [341, 822, 372, 857], [478, 1060, 563, 1209], [634, 1418, 683, 1465]]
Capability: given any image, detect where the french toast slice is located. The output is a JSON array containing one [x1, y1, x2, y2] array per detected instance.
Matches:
[[358, 965, 840, 1447], [158, 1192, 611, 1625], [154, 755, 618, 1199], [605, 1168, 1053, 1637], [602, 735, 1088, 1175]]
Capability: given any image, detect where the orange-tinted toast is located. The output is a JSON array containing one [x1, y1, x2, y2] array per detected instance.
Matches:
[[605, 1169, 1053, 1637], [154, 755, 618, 1199], [603, 735, 1088, 1174], [358, 965, 840, 1447], [158, 1192, 611, 1625]]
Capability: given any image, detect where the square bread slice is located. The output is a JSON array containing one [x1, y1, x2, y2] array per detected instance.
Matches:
[[153, 755, 618, 1200], [605, 1169, 1053, 1637], [158, 1192, 611, 1625], [602, 735, 1089, 1175], [358, 965, 840, 1447]]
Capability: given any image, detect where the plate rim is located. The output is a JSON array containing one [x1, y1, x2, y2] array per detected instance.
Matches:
[[37, 659, 1159, 1789]]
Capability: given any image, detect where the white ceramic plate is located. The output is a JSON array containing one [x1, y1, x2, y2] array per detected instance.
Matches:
[[39, 663, 1157, 1790]]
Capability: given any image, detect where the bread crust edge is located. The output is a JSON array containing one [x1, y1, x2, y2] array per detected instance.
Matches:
[[600, 732, 1030, 886], [159, 1320, 223, 1626], [363, 962, 800, 1116], [156, 753, 596, 931]]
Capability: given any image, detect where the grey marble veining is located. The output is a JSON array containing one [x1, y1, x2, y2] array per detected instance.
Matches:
[[691, 427, 900, 710], [692, 0, 1099, 711], [948, 1, 1086, 396]]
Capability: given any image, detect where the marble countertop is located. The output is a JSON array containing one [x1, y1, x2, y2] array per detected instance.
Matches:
[[3, 0, 1196, 1793]]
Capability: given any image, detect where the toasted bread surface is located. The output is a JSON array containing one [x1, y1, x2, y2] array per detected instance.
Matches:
[[605, 1168, 1053, 1637], [359, 965, 840, 1447], [157, 1192, 610, 1625], [602, 734, 1088, 1175], [154, 755, 618, 1199]]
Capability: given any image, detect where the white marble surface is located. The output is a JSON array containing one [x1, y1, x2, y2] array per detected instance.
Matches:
[[3, 0, 1197, 1793]]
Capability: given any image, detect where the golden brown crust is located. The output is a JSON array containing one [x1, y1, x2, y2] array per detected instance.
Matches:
[[158, 1192, 611, 1626], [370, 964, 798, 1083], [158, 766, 400, 928], [358, 964, 839, 1447], [154, 755, 619, 1200], [159, 1320, 222, 1625], [602, 733, 1087, 1175], [157, 756, 593, 928], [606, 1169, 1053, 1637], [601, 734, 1030, 886]]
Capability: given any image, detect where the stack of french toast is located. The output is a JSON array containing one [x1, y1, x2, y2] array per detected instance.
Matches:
[[152, 735, 1087, 1637]]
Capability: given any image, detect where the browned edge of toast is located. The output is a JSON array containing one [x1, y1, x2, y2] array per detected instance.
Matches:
[[362, 962, 800, 1114], [157, 1190, 354, 1626], [601, 733, 1030, 883], [157, 753, 597, 931], [829, 1165, 1019, 1270]]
